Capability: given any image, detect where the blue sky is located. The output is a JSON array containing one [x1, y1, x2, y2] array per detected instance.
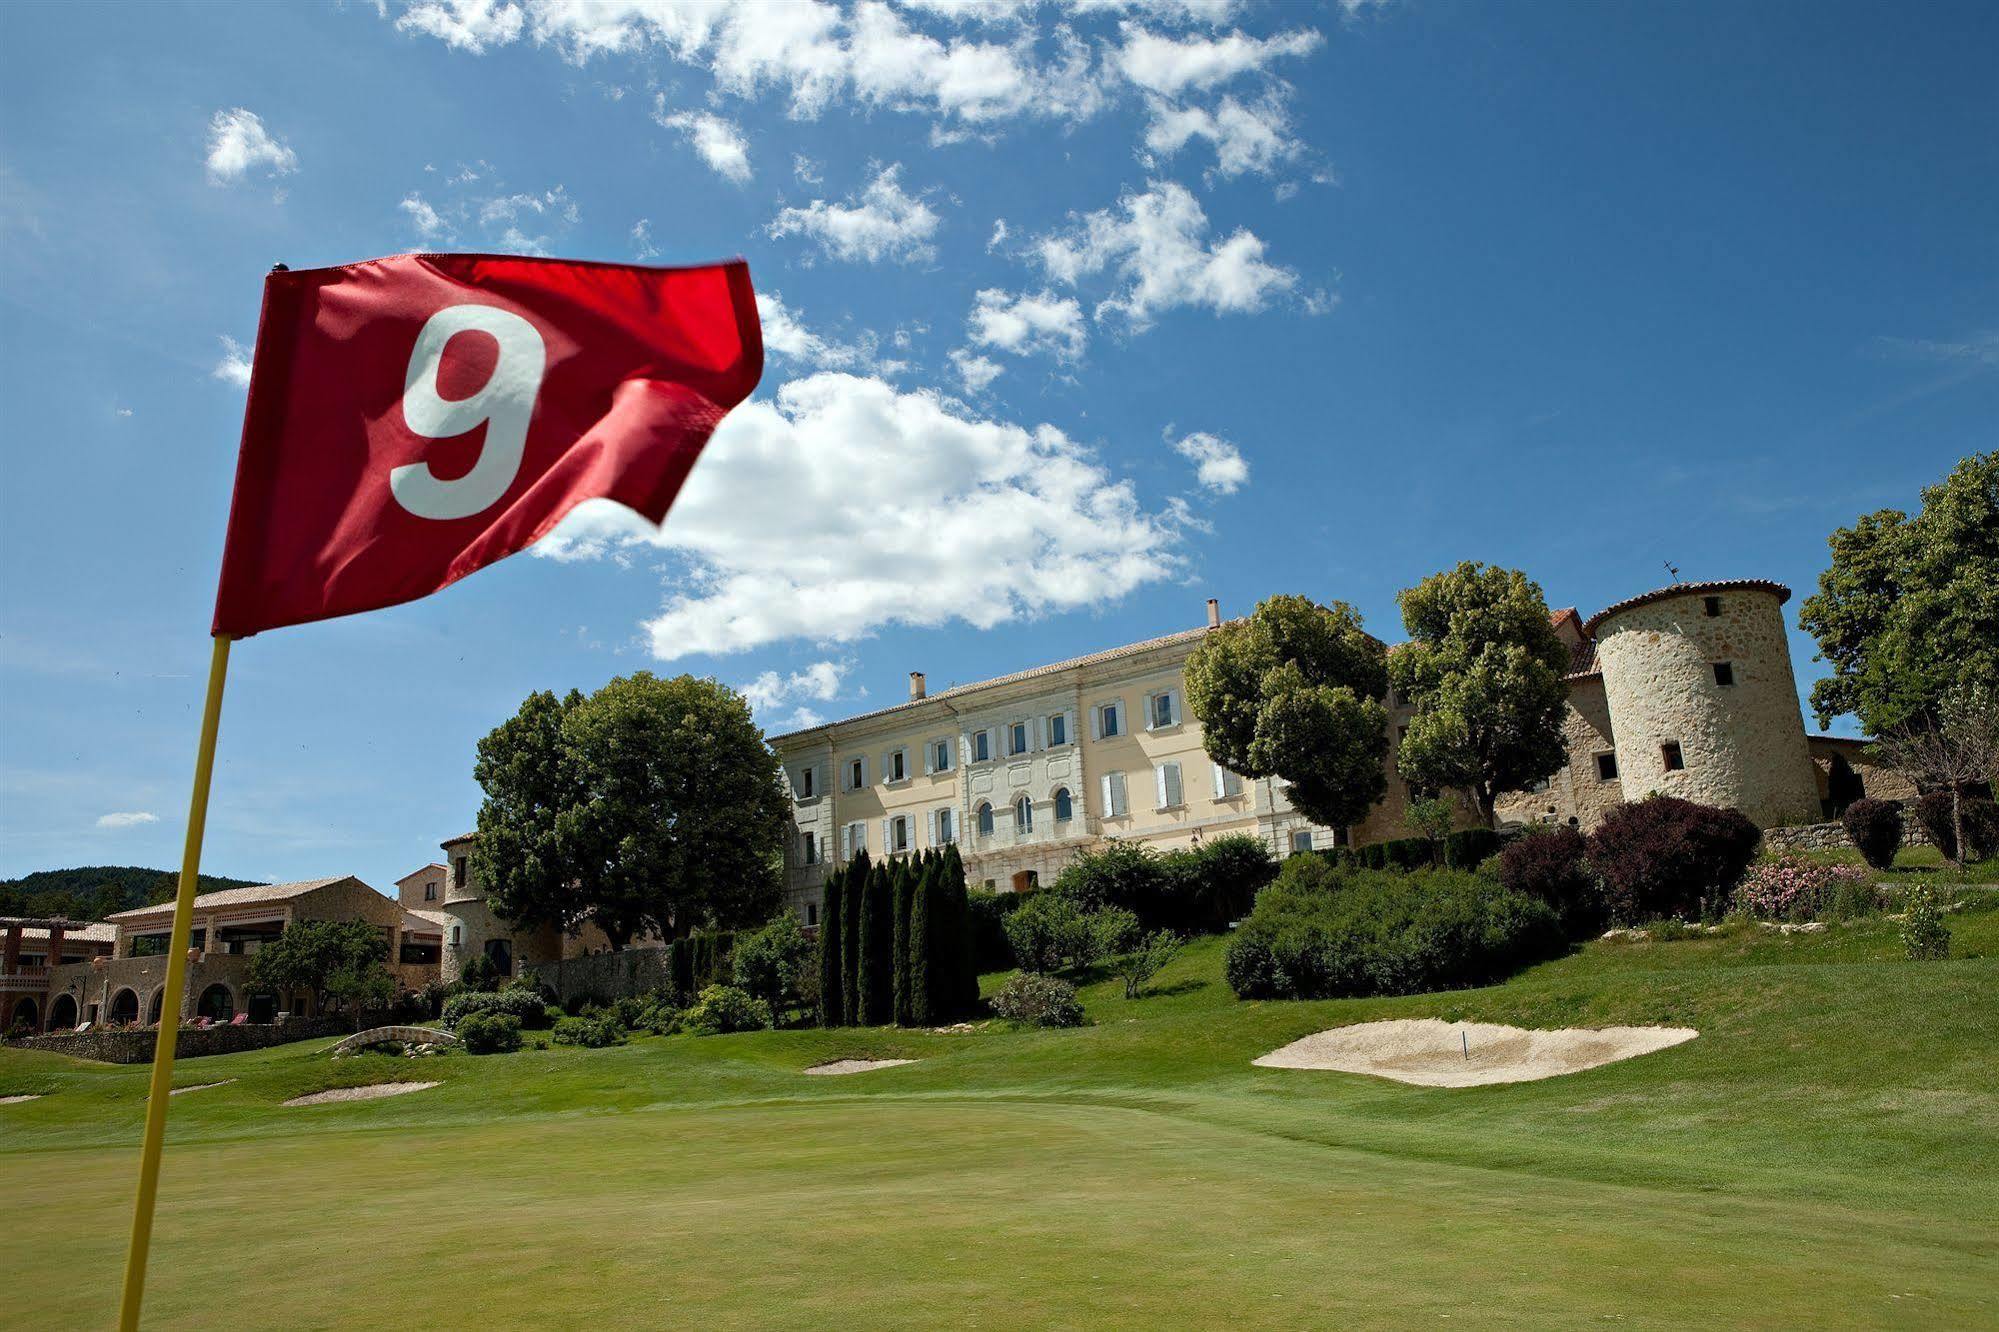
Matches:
[[2, 0, 1994, 889]]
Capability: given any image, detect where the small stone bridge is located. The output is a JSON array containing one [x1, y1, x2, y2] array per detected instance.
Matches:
[[330, 1025, 458, 1056]]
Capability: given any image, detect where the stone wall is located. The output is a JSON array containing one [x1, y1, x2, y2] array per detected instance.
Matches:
[[526, 946, 674, 1006], [1762, 818, 1931, 855], [4, 1016, 352, 1064]]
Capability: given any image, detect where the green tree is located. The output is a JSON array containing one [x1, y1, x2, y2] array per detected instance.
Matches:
[[247, 920, 391, 1024], [1404, 796, 1457, 867], [842, 850, 868, 1024], [1389, 563, 1571, 827], [732, 911, 813, 1018], [817, 871, 844, 1028], [1799, 452, 1999, 735], [1184, 594, 1391, 831], [471, 673, 790, 948], [908, 860, 935, 1026], [858, 862, 894, 1025]]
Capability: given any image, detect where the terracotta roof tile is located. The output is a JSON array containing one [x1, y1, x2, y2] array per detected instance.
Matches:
[[104, 876, 355, 922], [1582, 579, 1791, 637]]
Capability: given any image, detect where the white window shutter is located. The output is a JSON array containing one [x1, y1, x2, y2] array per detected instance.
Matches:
[[840, 824, 851, 858], [1169, 691, 1181, 726], [1100, 773, 1113, 815], [1155, 764, 1168, 809], [881, 817, 891, 852], [1030, 716, 1041, 751], [1090, 706, 1102, 741], [1165, 762, 1183, 808], [927, 809, 938, 845], [1114, 771, 1128, 816]]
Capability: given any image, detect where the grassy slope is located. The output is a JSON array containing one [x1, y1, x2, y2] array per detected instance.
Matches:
[[3, 907, 1996, 1329]]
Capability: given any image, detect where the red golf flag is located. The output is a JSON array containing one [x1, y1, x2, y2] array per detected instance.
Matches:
[[212, 253, 762, 638]]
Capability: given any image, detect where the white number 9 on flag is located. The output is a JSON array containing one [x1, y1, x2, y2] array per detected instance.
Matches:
[[391, 304, 547, 521]]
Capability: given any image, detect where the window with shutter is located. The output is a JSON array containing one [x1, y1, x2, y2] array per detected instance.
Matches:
[[1101, 771, 1128, 818], [1213, 765, 1243, 799], [1047, 712, 1067, 746], [973, 730, 991, 762], [1015, 795, 1032, 832], [803, 831, 817, 864], [1156, 761, 1183, 809], [1099, 702, 1121, 738], [977, 802, 994, 836], [938, 807, 955, 843], [1010, 721, 1028, 756], [1054, 787, 1073, 821]]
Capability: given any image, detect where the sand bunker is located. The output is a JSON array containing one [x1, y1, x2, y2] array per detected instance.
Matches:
[[802, 1059, 915, 1076], [1254, 1019, 1697, 1087], [172, 1079, 235, 1096], [0, 1094, 44, 1105], [283, 1081, 438, 1107]]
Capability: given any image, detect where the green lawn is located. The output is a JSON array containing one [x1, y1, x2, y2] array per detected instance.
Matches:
[[1790, 843, 1999, 886], [4, 906, 1997, 1329]]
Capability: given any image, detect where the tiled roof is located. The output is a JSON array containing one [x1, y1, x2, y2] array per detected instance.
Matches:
[[14, 922, 117, 944], [105, 876, 353, 922], [402, 908, 451, 933], [441, 831, 478, 847], [1582, 579, 1791, 637], [767, 623, 1221, 743], [396, 862, 447, 882]]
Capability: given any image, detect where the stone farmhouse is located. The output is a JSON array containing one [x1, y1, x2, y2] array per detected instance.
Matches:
[[768, 579, 1907, 924], [3, 876, 448, 1036]]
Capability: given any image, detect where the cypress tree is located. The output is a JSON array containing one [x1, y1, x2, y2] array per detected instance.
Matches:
[[858, 862, 894, 1025], [948, 846, 978, 1010], [817, 871, 844, 1028], [892, 858, 914, 1026], [843, 850, 869, 1025], [908, 859, 935, 1026], [670, 936, 695, 1003]]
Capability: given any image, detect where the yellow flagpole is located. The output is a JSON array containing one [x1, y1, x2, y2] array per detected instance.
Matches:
[[118, 633, 232, 1331]]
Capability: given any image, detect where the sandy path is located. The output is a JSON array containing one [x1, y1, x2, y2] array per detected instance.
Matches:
[[1254, 1018, 1697, 1087]]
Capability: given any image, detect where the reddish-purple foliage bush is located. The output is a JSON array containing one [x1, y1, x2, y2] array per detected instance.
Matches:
[[1586, 796, 1761, 924], [1497, 826, 1601, 935], [1841, 798, 1902, 870]]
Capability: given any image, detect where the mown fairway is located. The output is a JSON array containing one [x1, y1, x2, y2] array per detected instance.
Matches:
[[4, 907, 1996, 1330]]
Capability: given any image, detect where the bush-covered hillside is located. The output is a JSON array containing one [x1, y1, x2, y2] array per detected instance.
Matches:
[[0, 866, 262, 921]]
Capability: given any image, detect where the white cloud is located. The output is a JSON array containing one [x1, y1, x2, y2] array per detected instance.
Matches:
[[387, 0, 1114, 125], [396, 0, 525, 51], [949, 348, 1004, 393], [654, 102, 752, 183], [768, 163, 940, 265], [96, 811, 159, 830], [966, 288, 1087, 361], [756, 290, 884, 372], [1170, 429, 1248, 493], [741, 659, 850, 713], [1113, 23, 1321, 96], [1141, 93, 1301, 177], [204, 108, 297, 184], [631, 217, 659, 259], [212, 336, 252, 389], [793, 153, 823, 184], [988, 217, 1009, 251], [399, 191, 450, 239], [1036, 179, 1298, 329], [537, 372, 1187, 657]]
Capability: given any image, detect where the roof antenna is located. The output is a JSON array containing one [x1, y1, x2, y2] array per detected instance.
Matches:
[[1664, 560, 1682, 584]]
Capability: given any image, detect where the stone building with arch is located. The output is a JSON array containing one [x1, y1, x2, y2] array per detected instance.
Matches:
[[23, 876, 444, 1036]]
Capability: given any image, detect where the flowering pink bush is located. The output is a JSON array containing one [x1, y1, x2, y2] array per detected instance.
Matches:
[[1735, 858, 1871, 920]]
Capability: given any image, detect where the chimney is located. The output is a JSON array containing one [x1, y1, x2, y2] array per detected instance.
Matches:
[[1206, 597, 1220, 629], [909, 671, 927, 701]]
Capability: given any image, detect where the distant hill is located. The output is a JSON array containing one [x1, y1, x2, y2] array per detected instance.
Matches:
[[0, 866, 264, 923]]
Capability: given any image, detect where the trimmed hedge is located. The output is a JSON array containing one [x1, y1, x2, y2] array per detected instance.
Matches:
[[1841, 798, 1903, 870], [1586, 795, 1760, 923], [990, 973, 1085, 1028], [1913, 793, 1961, 862], [455, 1011, 522, 1054], [442, 987, 556, 1030], [1224, 869, 1562, 1000]]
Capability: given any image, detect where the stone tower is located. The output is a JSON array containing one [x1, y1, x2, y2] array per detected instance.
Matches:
[[1585, 580, 1820, 828]]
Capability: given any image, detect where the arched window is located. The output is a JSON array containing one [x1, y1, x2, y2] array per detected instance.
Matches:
[[1053, 787, 1073, 822], [48, 993, 78, 1031], [110, 989, 140, 1024], [196, 984, 235, 1022], [1015, 795, 1033, 832], [146, 989, 164, 1025], [977, 802, 994, 837]]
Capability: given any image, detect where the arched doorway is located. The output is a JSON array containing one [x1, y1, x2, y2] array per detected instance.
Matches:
[[48, 993, 78, 1031], [196, 984, 235, 1022], [146, 989, 164, 1025], [8, 997, 39, 1034], [109, 988, 140, 1025]]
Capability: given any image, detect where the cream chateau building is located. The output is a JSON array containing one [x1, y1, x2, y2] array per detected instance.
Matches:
[[768, 580, 1898, 924]]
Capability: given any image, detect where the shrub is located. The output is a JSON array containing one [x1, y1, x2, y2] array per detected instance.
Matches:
[[1963, 798, 1999, 861], [681, 984, 773, 1036], [1052, 839, 1161, 914], [1497, 826, 1600, 935], [441, 987, 556, 1030], [966, 888, 1026, 973], [818, 872, 845, 1028], [1735, 857, 1871, 921], [1155, 834, 1278, 933], [1841, 799, 1903, 870], [457, 953, 500, 992], [630, 995, 681, 1035], [1821, 875, 1882, 922], [1444, 827, 1502, 871], [1110, 928, 1182, 998], [1586, 796, 1760, 923], [1912, 793, 1961, 862], [1272, 851, 1345, 896], [1003, 894, 1099, 973], [552, 1011, 625, 1048], [1222, 869, 1563, 1001], [454, 1011, 522, 1054], [990, 973, 1085, 1028], [1381, 837, 1432, 871], [1901, 885, 1952, 961], [732, 912, 813, 1017]]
